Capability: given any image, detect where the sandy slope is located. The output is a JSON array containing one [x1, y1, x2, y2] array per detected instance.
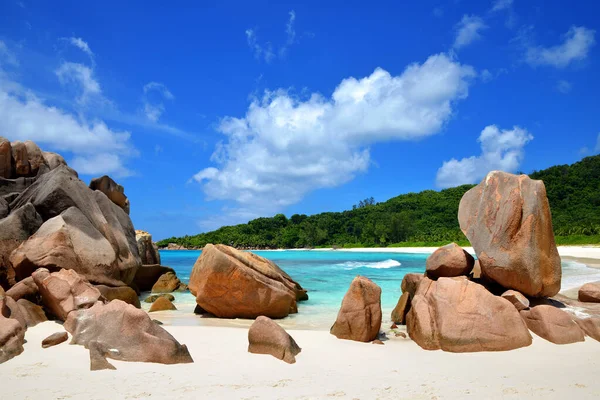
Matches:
[[1, 321, 600, 400]]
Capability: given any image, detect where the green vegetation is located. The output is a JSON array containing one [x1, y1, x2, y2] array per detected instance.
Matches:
[[158, 155, 600, 249]]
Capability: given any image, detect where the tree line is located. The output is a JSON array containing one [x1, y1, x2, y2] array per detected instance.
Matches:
[[158, 155, 600, 249]]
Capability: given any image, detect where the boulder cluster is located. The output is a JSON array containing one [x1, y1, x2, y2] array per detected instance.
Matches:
[[0, 138, 192, 368]]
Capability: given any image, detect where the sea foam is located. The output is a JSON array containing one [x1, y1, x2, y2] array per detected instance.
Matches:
[[337, 259, 402, 270]]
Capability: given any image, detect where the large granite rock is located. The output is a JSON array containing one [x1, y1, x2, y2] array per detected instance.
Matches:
[[407, 277, 532, 352], [0, 287, 26, 364], [520, 305, 585, 344], [0, 138, 13, 179], [425, 243, 474, 279], [132, 264, 175, 292], [330, 276, 382, 342], [458, 171, 561, 297], [578, 282, 600, 303], [189, 244, 307, 319], [136, 230, 161, 265], [0, 203, 43, 288], [64, 300, 193, 369], [9, 166, 141, 286], [11, 141, 30, 177], [89, 175, 130, 215], [95, 285, 140, 308], [401, 273, 424, 298], [32, 268, 103, 321], [248, 316, 301, 364]]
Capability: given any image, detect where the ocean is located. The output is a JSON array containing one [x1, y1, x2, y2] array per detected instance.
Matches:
[[146, 249, 600, 330]]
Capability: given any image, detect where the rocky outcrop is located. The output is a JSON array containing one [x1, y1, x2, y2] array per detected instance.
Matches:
[[42, 332, 68, 348], [6, 277, 38, 301], [64, 300, 193, 369], [574, 316, 600, 342], [330, 276, 382, 342], [391, 292, 410, 325], [425, 243, 474, 279], [458, 171, 561, 298], [248, 316, 301, 364], [16, 299, 47, 327], [578, 282, 600, 303], [89, 175, 130, 214], [189, 244, 307, 319], [149, 296, 177, 312], [0, 287, 26, 364], [501, 290, 530, 311], [136, 230, 161, 265], [0, 138, 13, 179], [520, 305, 585, 344], [151, 272, 182, 293], [132, 264, 175, 292], [9, 166, 141, 286], [401, 273, 424, 299], [32, 268, 103, 321], [95, 285, 140, 308], [407, 277, 532, 352]]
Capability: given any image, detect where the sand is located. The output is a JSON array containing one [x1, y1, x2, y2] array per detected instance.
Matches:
[[1, 321, 599, 400], [2, 245, 600, 399]]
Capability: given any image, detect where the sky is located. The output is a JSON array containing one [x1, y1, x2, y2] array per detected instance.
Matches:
[[0, 0, 599, 240]]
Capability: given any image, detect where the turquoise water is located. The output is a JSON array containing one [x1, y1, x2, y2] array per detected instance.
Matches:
[[157, 249, 429, 329]]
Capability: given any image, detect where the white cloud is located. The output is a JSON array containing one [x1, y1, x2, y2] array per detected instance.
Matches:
[[142, 82, 174, 122], [193, 53, 475, 225], [55, 62, 101, 104], [66, 37, 94, 61], [0, 40, 19, 67], [491, 0, 513, 12], [247, 10, 301, 62], [279, 10, 296, 57], [436, 125, 533, 188], [454, 15, 488, 49], [245, 29, 275, 63], [526, 26, 596, 68], [556, 80, 572, 94]]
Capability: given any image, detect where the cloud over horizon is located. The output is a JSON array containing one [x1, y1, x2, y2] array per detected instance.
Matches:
[[525, 26, 596, 68], [436, 125, 533, 188], [454, 15, 488, 50], [193, 53, 476, 228]]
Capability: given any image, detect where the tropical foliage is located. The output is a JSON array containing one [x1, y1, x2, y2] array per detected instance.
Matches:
[[158, 155, 600, 249]]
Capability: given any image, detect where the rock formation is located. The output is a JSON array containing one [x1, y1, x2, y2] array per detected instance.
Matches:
[[425, 243, 474, 279], [501, 290, 530, 311], [407, 277, 532, 352], [136, 230, 161, 265], [149, 296, 177, 312], [401, 273, 424, 299], [578, 281, 600, 303], [520, 305, 585, 344], [330, 276, 382, 342], [458, 171, 561, 297], [248, 316, 301, 364], [391, 292, 410, 325], [95, 285, 141, 308], [189, 244, 307, 319], [89, 175, 130, 214], [132, 264, 175, 292], [0, 287, 26, 363], [151, 272, 183, 293], [42, 332, 68, 348]]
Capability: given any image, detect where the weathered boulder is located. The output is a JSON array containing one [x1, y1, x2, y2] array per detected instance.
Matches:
[[6, 277, 38, 301], [132, 264, 175, 292], [0, 137, 13, 179], [9, 166, 141, 286], [574, 316, 600, 342], [425, 243, 474, 279], [32, 268, 103, 321], [42, 151, 67, 171], [520, 305, 584, 344], [330, 276, 382, 342], [95, 285, 140, 308], [144, 293, 175, 303], [391, 292, 410, 325], [89, 175, 130, 214], [401, 273, 424, 298], [407, 277, 532, 352], [64, 300, 193, 368], [578, 282, 600, 303], [23, 141, 45, 176], [149, 296, 177, 312], [16, 299, 47, 327], [42, 332, 68, 348], [189, 244, 307, 319], [501, 290, 530, 311], [0, 203, 43, 288], [151, 272, 181, 293], [248, 316, 301, 364], [136, 230, 161, 265], [458, 171, 561, 298], [0, 288, 25, 364], [11, 141, 30, 177]]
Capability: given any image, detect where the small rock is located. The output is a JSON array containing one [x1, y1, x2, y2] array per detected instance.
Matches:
[[425, 243, 474, 279], [391, 292, 410, 325], [149, 296, 177, 312], [372, 339, 384, 345], [248, 316, 301, 364], [578, 282, 600, 303], [151, 272, 182, 293], [391, 323, 398, 329], [144, 293, 175, 303], [501, 290, 530, 311], [395, 332, 407, 338], [42, 332, 68, 348]]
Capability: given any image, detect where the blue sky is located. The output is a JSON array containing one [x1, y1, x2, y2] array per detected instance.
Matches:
[[0, 0, 598, 240]]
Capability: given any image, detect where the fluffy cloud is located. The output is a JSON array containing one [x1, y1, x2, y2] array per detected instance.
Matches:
[[193, 53, 475, 224], [526, 26, 596, 68], [491, 0, 513, 12], [55, 62, 101, 104], [0, 40, 18, 67], [66, 37, 94, 61], [142, 82, 174, 122], [453, 15, 488, 50], [436, 125, 533, 188]]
